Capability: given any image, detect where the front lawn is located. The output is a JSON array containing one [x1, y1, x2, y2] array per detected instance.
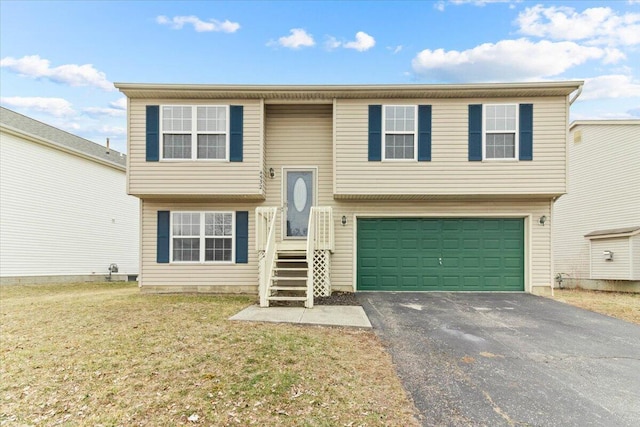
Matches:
[[0, 282, 419, 426], [549, 289, 640, 325]]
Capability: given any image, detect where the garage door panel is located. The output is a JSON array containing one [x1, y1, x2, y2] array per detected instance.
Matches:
[[357, 218, 524, 292]]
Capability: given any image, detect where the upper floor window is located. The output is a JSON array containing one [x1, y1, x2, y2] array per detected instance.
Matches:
[[484, 104, 518, 160], [161, 106, 228, 160], [383, 105, 417, 160], [171, 211, 233, 263]]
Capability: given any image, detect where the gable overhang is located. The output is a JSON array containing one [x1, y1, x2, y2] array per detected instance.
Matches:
[[114, 81, 584, 102], [0, 124, 126, 172], [584, 226, 640, 240]]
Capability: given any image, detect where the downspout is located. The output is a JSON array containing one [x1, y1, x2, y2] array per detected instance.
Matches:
[[549, 197, 557, 297], [569, 85, 583, 106]]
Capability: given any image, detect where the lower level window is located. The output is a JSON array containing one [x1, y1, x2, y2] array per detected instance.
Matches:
[[172, 212, 233, 262]]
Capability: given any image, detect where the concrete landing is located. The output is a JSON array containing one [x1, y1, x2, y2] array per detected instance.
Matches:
[[229, 305, 372, 328]]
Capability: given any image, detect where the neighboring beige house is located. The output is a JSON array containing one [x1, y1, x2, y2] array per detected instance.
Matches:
[[553, 120, 640, 292], [115, 81, 582, 306], [0, 107, 139, 284]]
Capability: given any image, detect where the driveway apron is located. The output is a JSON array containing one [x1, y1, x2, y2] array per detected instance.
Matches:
[[358, 292, 640, 427]]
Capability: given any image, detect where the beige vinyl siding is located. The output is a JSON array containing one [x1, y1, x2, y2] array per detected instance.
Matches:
[[140, 200, 259, 291], [128, 99, 263, 198], [264, 104, 335, 238], [329, 199, 553, 293], [334, 97, 568, 197], [590, 237, 632, 280], [553, 122, 640, 279]]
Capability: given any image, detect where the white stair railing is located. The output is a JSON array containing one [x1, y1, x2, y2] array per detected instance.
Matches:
[[306, 207, 334, 307], [256, 207, 278, 307]]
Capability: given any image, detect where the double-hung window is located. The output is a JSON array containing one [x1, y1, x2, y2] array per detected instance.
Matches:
[[484, 104, 518, 160], [161, 105, 229, 160], [383, 105, 417, 160], [171, 212, 234, 263]]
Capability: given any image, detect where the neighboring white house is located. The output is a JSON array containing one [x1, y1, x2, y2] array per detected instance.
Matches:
[[0, 107, 139, 284], [553, 120, 640, 292]]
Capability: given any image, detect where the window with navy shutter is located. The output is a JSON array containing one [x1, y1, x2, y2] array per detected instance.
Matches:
[[370, 104, 431, 161], [469, 104, 533, 161], [157, 105, 240, 161], [161, 211, 245, 264]]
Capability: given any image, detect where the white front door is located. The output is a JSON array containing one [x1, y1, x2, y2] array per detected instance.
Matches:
[[284, 168, 315, 239]]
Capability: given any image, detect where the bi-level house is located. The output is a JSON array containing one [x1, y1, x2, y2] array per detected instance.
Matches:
[[115, 82, 583, 307]]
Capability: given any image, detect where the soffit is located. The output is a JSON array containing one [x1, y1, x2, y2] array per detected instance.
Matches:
[[115, 82, 583, 101]]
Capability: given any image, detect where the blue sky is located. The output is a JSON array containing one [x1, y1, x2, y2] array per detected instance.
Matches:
[[1, 0, 639, 153]]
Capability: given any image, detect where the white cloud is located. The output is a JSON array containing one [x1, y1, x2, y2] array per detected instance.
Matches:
[[388, 45, 403, 54], [275, 28, 315, 49], [110, 97, 127, 110], [516, 5, 640, 46], [97, 125, 127, 135], [0, 55, 114, 91], [83, 107, 126, 117], [579, 75, 640, 101], [343, 31, 376, 51], [156, 15, 240, 33], [1, 96, 76, 117], [324, 36, 342, 51], [412, 38, 622, 82]]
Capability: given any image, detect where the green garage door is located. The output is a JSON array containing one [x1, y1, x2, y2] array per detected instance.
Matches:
[[357, 218, 524, 291]]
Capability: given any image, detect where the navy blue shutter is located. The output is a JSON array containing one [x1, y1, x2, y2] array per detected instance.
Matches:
[[368, 105, 382, 161], [230, 106, 243, 162], [418, 105, 432, 161], [235, 211, 248, 264], [519, 104, 533, 161], [146, 105, 160, 161], [468, 104, 482, 161], [157, 211, 170, 263]]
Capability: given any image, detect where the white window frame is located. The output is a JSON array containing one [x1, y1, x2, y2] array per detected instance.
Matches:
[[160, 105, 230, 161], [169, 211, 235, 264], [382, 105, 418, 161], [482, 104, 519, 161]]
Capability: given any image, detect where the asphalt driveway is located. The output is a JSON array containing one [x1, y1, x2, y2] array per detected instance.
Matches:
[[358, 292, 640, 427]]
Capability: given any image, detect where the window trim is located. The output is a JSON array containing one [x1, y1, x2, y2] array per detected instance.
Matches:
[[169, 211, 235, 264], [482, 103, 519, 161], [160, 105, 230, 162], [382, 105, 418, 161]]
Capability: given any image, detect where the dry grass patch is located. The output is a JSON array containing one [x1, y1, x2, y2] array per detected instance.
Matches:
[[0, 282, 419, 426], [549, 289, 640, 325]]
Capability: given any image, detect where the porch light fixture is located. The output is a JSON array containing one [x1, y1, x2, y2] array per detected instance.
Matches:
[[341, 215, 347, 226], [539, 215, 547, 226], [269, 168, 275, 179]]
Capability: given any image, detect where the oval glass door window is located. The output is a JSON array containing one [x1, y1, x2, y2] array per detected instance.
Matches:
[[293, 177, 307, 212]]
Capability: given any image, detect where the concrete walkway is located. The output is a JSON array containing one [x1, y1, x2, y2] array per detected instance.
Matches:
[[229, 305, 372, 328]]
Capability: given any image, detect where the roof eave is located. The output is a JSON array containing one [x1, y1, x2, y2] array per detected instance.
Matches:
[[114, 81, 584, 100], [1, 124, 126, 172]]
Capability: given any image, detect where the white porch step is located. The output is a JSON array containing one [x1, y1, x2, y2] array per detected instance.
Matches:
[[267, 296, 307, 302], [272, 276, 308, 281], [274, 267, 307, 271], [270, 286, 307, 291]]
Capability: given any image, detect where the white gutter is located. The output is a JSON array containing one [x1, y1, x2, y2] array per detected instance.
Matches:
[[569, 84, 583, 105]]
